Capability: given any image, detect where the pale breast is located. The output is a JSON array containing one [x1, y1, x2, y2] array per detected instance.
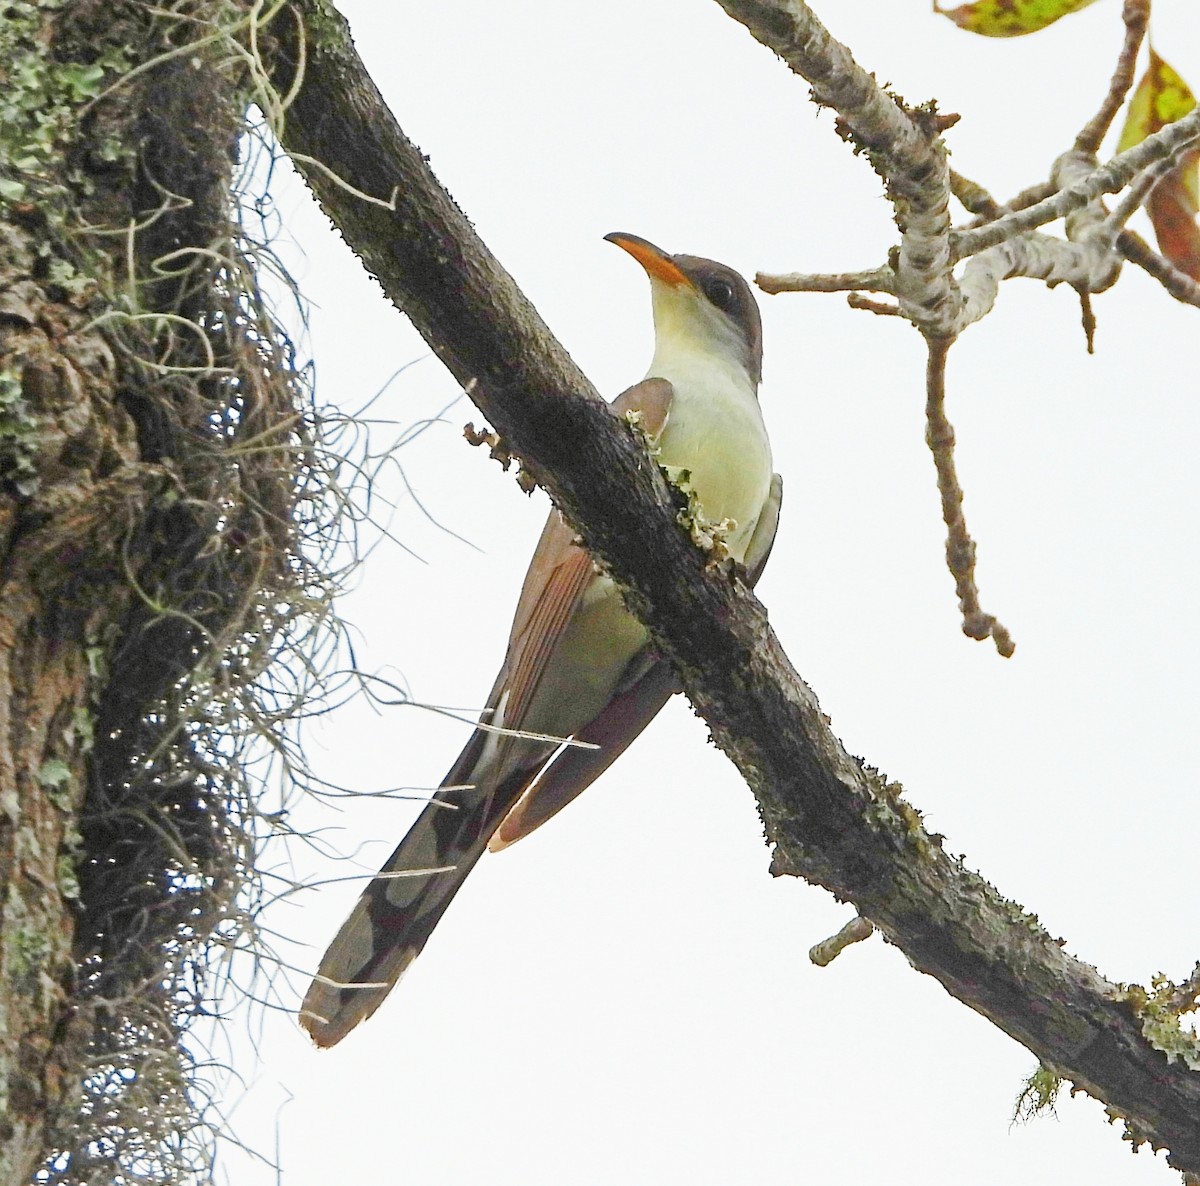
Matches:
[[653, 361, 773, 562]]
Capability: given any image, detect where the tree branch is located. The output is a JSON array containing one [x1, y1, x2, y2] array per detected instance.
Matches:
[[271, 1, 1200, 1173], [957, 232, 1119, 327], [924, 337, 1014, 655], [756, 266, 895, 295], [1119, 229, 1200, 306], [1074, 0, 1150, 156], [711, 0, 961, 337], [951, 106, 1200, 260]]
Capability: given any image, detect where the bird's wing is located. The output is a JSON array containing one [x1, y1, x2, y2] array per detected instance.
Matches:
[[489, 658, 679, 849], [497, 376, 674, 738], [488, 465, 783, 852], [744, 472, 783, 586], [608, 373, 674, 440]]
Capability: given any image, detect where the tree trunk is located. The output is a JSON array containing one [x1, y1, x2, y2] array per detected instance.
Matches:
[[0, 4, 300, 1181]]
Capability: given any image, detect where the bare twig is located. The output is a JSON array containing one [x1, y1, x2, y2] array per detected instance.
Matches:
[[1008, 180, 1059, 214], [950, 169, 1004, 220], [757, 266, 895, 295], [1078, 290, 1097, 354], [957, 232, 1120, 328], [1102, 152, 1182, 241], [847, 293, 903, 316], [924, 336, 1014, 657], [1119, 229, 1200, 306], [959, 182, 1057, 230], [951, 105, 1200, 261], [1075, 0, 1151, 157], [809, 916, 874, 966]]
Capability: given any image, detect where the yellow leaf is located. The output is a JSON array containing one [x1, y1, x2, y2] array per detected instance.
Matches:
[[1117, 49, 1197, 177], [1118, 49, 1200, 278], [934, 0, 1100, 37]]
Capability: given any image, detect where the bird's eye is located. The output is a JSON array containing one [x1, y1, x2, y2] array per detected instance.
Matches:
[[703, 277, 736, 310]]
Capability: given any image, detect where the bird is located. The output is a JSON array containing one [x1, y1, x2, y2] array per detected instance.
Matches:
[[300, 233, 782, 1047]]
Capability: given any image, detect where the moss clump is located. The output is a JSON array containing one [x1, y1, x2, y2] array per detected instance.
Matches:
[[1013, 1064, 1063, 1122]]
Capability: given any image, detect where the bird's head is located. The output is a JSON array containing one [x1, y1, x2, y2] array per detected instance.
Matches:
[[605, 231, 762, 388]]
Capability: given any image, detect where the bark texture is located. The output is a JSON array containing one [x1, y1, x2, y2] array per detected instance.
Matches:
[[0, 220, 140, 1180], [1, 3, 303, 1181], [273, 2, 1200, 1174]]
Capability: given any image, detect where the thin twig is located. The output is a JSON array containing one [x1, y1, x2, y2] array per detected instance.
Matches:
[[1075, 0, 1151, 156], [1118, 229, 1200, 306], [924, 336, 1015, 657], [949, 169, 1004, 220], [757, 266, 895, 295], [847, 293, 903, 316], [952, 105, 1200, 261], [960, 179, 1059, 230], [1078, 290, 1097, 354], [1008, 180, 1059, 213], [1102, 152, 1181, 242]]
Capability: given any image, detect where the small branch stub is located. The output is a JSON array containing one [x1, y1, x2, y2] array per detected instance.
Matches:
[[810, 916, 875, 966], [464, 422, 536, 492]]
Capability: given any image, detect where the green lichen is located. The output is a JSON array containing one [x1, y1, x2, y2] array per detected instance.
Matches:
[[619, 410, 738, 564], [0, 3, 132, 221], [303, 0, 355, 55], [1122, 974, 1200, 1070], [0, 368, 40, 496], [46, 256, 97, 300], [10, 922, 51, 988], [1013, 1064, 1063, 1122], [857, 765, 942, 860], [56, 853, 81, 901], [64, 705, 94, 755], [37, 758, 73, 811], [663, 465, 737, 565]]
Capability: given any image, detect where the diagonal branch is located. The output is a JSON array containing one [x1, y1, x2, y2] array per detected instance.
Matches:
[[271, 1, 1200, 1173]]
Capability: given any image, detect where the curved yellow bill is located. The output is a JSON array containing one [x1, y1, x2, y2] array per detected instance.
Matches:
[[604, 232, 692, 288]]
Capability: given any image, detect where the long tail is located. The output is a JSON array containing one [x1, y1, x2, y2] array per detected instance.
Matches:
[[300, 732, 544, 1047]]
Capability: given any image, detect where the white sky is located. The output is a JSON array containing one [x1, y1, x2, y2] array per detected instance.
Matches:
[[215, 2, 1199, 1183]]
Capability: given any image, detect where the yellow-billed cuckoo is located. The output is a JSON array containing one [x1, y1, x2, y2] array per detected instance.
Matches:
[[300, 234, 782, 1046]]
